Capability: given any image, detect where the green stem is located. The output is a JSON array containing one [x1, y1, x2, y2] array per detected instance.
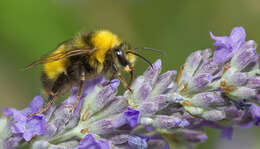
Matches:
[[49, 125, 84, 144]]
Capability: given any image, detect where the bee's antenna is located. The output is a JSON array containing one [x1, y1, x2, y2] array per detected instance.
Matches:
[[134, 47, 166, 59], [126, 51, 154, 69]]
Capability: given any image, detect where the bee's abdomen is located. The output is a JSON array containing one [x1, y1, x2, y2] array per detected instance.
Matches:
[[41, 72, 55, 94], [43, 46, 69, 80], [41, 71, 71, 100]]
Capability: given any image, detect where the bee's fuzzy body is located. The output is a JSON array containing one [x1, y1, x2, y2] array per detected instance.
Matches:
[[41, 30, 135, 97], [25, 30, 138, 117]]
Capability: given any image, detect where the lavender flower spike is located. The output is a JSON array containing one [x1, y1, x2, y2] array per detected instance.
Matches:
[[1, 26, 260, 149]]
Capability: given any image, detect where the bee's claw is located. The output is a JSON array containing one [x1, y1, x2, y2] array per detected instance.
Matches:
[[27, 113, 36, 118], [69, 109, 73, 113], [128, 87, 133, 94], [104, 81, 111, 86], [27, 107, 49, 118]]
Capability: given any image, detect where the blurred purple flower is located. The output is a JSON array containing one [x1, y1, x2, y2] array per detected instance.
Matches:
[[202, 121, 233, 140], [210, 26, 246, 64], [221, 127, 233, 140], [249, 103, 260, 127], [127, 135, 148, 149]]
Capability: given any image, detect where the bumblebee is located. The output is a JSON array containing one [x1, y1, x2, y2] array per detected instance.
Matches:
[[25, 30, 157, 117]]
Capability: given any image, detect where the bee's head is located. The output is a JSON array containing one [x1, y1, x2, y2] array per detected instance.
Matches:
[[113, 41, 162, 86], [113, 42, 136, 73]]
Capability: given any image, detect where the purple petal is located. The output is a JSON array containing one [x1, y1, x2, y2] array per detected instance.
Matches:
[[123, 107, 140, 128], [134, 82, 152, 101], [213, 47, 233, 65], [94, 79, 119, 111], [198, 59, 224, 77], [221, 127, 233, 140], [230, 27, 246, 49], [100, 96, 128, 116], [32, 140, 78, 149], [110, 134, 128, 144], [249, 103, 260, 126], [109, 79, 120, 90], [226, 72, 248, 87], [153, 115, 182, 129], [143, 59, 162, 86], [229, 87, 256, 100], [48, 98, 79, 136], [23, 131, 33, 142], [148, 95, 171, 110], [152, 70, 177, 95], [150, 134, 170, 149], [3, 134, 23, 149], [231, 44, 258, 71], [11, 122, 26, 134], [2, 108, 26, 122], [187, 73, 213, 92], [2, 106, 47, 141], [127, 135, 148, 149], [17, 115, 47, 141], [28, 95, 44, 113], [203, 121, 234, 140], [211, 27, 246, 64], [26, 115, 47, 135], [176, 129, 208, 143], [190, 92, 225, 108], [88, 119, 124, 135], [202, 109, 226, 121], [181, 50, 210, 81], [210, 32, 229, 48], [224, 106, 243, 119], [111, 115, 129, 128], [247, 77, 260, 89], [77, 134, 109, 149], [179, 119, 190, 128], [138, 102, 158, 116]]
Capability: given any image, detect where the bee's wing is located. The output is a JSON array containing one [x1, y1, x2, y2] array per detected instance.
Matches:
[[23, 47, 96, 70]]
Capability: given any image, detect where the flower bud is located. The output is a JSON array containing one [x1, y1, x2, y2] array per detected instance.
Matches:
[[190, 92, 225, 108]]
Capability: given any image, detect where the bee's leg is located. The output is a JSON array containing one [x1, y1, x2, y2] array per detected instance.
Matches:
[[27, 94, 58, 118], [27, 73, 69, 118], [111, 64, 133, 93], [117, 73, 133, 93], [104, 72, 117, 86], [68, 66, 86, 113], [68, 79, 85, 113]]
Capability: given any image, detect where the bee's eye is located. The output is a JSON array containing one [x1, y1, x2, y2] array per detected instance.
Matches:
[[115, 50, 129, 67], [116, 50, 123, 56]]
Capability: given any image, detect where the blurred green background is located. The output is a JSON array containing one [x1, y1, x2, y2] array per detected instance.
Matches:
[[1, 0, 260, 148]]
